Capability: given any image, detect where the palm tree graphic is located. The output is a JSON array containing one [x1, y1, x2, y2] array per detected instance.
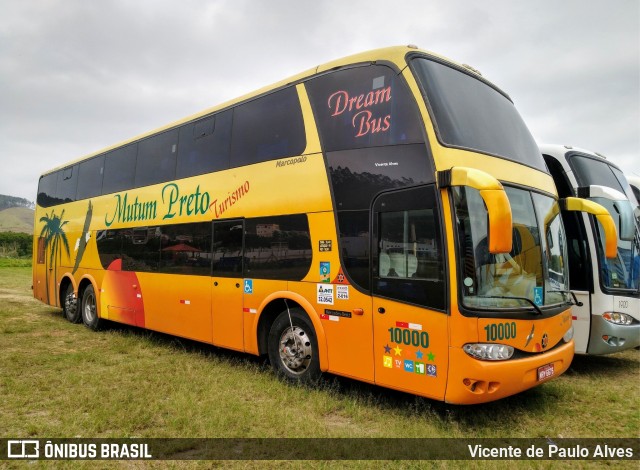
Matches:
[[39, 209, 70, 305]]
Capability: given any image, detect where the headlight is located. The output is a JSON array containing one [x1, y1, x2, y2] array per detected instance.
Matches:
[[463, 343, 514, 361], [563, 325, 574, 342], [602, 312, 634, 325]]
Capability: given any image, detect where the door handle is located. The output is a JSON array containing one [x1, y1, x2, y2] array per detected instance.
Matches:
[[235, 283, 240, 288], [214, 281, 218, 286], [378, 307, 386, 314]]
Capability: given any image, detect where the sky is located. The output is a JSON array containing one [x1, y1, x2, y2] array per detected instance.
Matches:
[[1, 0, 638, 201]]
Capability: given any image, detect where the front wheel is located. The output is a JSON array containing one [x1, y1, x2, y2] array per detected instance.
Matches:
[[268, 308, 321, 383], [81, 284, 102, 331]]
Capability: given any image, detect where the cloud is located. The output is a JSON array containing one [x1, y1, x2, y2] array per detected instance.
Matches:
[[1, 0, 638, 200]]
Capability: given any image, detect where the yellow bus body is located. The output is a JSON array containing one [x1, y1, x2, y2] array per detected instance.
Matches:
[[33, 46, 574, 404]]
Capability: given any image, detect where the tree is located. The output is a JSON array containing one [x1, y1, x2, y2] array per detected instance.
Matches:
[[38, 209, 70, 305]]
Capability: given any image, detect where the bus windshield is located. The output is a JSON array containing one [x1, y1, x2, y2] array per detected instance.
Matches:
[[411, 57, 546, 171], [454, 186, 570, 311], [592, 197, 640, 292], [569, 155, 640, 292]]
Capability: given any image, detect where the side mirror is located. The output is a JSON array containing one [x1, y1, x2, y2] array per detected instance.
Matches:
[[561, 197, 618, 258], [438, 167, 512, 254]]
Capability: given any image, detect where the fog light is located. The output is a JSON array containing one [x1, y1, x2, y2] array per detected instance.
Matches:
[[602, 335, 626, 347], [463, 343, 514, 361], [563, 325, 574, 342], [602, 312, 634, 325]]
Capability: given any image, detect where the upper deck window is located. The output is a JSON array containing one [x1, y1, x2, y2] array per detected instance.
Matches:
[[568, 154, 625, 192], [230, 87, 306, 167], [411, 58, 545, 171]]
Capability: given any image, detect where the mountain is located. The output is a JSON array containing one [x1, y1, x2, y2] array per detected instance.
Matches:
[[0, 194, 35, 211], [0, 207, 35, 234]]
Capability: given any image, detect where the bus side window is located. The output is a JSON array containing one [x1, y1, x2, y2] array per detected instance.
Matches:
[[76, 155, 105, 200], [102, 144, 137, 195], [135, 129, 179, 188], [37, 171, 61, 207], [58, 165, 78, 203], [230, 87, 306, 168], [212, 220, 244, 277], [177, 110, 232, 179]]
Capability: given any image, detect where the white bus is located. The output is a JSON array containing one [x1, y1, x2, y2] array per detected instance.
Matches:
[[542, 144, 639, 354], [626, 174, 640, 215]]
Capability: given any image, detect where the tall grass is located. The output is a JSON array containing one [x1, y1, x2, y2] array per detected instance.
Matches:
[[0, 257, 31, 267]]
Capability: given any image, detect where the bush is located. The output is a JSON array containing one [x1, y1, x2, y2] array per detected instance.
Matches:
[[0, 232, 32, 258]]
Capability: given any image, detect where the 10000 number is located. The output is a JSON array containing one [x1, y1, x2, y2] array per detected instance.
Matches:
[[484, 322, 516, 341], [388, 328, 429, 348]]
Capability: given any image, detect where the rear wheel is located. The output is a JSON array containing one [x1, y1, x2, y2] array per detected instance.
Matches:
[[81, 284, 102, 331], [63, 284, 81, 323], [268, 308, 321, 383]]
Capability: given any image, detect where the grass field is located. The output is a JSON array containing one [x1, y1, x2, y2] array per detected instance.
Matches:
[[1, 266, 638, 468]]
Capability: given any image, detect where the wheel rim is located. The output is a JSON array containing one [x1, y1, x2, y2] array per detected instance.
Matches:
[[278, 326, 313, 375], [84, 291, 96, 323], [64, 291, 77, 318]]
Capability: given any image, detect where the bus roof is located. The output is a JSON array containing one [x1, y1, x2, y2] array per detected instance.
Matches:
[[539, 143, 624, 172], [41, 45, 498, 176]]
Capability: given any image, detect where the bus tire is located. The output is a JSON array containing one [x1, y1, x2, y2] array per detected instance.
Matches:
[[81, 284, 102, 331], [63, 283, 81, 323], [268, 308, 321, 384]]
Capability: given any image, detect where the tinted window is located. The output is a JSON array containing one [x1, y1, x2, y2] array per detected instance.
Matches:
[[121, 227, 162, 272], [230, 87, 306, 167], [327, 144, 432, 291], [97, 223, 212, 275], [632, 185, 640, 207], [373, 185, 445, 310], [328, 144, 431, 211], [57, 165, 78, 203], [160, 222, 212, 276], [337, 210, 370, 289], [611, 167, 638, 206], [306, 64, 424, 151], [102, 144, 137, 194], [37, 172, 61, 207], [76, 155, 104, 200], [411, 58, 545, 171], [96, 229, 125, 269], [245, 214, 312, 280], [568, 154, 625, 193], [135, 129, 179, 187], [177, 110, 232, 179], [212, 220, 244, 277]]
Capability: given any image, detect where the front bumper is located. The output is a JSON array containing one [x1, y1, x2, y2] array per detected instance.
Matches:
[[586, 315, 640, 355], [445, 340, 574, 404]]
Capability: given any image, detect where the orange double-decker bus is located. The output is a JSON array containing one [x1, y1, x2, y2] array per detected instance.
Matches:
[[33, 46, 616, 404]]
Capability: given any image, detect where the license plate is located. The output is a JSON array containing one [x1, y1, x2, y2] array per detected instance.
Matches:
[[537, 363, 555, 381]]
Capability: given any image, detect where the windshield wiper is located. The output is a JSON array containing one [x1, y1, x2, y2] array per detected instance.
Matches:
[[550, 290, 583, 307], [475, 295, 543, 315]]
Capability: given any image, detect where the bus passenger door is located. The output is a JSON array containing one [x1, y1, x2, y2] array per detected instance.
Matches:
[[570, 290, 591, 354], [371, 186, 449, 401], [211, 219, 245, 351]]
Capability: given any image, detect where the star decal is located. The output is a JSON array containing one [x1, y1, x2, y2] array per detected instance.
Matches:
[[384, 344, 391, 354], [393, 345, 403, 356], [427, 351, 435, 362], [415, 349, 424, 360]]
